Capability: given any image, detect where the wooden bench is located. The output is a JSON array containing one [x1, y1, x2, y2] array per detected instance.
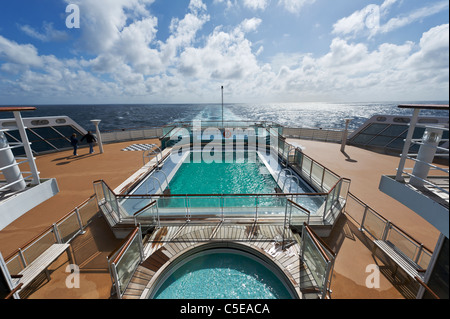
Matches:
[[11, 243, 73, 297], [372, 240, 425, 282]]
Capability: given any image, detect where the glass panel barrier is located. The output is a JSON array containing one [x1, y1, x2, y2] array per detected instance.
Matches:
[[301, 156, 312, 178], [223, 196, 259, 219], [21, 230, 57, 266], [57, 213, 82, 243], [188, 196, 222, 220], [78, 196, 100, 227], [288, 201, 310, 226], [362, 209, 386, 240], [294, 150, 303, 168], [6, 255, 23, 276], [417, 250, 432, 270], [344, 194, 367, 225], [386, 227, 418, 261], [256, 195, 287, 221], [114, 234, 142, 297], [93, 182, 105, 204], [311, 162, 324, 189], [322, 170, 339, 193], [291, 195, 326, 218], [302, 230, 328, 292]]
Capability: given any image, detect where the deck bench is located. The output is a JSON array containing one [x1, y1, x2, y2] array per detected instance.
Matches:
[[11, 243, 73, 296], [372, 240, 425, 282]]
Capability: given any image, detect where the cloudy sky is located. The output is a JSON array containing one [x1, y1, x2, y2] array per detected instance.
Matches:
[[0, 0, 448, 104]]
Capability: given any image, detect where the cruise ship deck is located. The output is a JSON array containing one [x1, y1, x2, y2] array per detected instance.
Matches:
[[1, 134, 444, 299]]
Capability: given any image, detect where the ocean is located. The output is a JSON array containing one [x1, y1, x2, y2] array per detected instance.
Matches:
[[1, 102, 448, 132]]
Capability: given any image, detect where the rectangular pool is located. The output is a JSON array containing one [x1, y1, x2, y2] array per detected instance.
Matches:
[[121, 149, 324, 218]]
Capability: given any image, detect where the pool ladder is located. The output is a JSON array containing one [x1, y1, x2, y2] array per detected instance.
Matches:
[[145, 170, 170, 195], [276, 168, 301, 193], [143, 144, 163, 166]]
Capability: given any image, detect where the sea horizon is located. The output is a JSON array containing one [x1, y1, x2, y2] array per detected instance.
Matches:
[[0, 101, 448, 132]]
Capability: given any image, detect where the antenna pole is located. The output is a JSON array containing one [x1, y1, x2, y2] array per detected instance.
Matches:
[[221, 85, 224, 128]]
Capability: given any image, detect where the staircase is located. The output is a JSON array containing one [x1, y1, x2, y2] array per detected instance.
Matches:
[[121, 266, 154, 299]]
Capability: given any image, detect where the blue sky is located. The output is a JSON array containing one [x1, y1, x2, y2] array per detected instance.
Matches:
[[0, 0, 448, 104]]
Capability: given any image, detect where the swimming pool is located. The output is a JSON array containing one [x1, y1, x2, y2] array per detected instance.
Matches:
[[151, 248, 295, 299], [120, 149, 324, 217], [168, 151, 278, 195]]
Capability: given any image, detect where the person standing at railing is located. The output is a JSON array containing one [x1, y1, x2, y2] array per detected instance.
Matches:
[[81, 131, 97, 154], [70, 133, 79, 156]]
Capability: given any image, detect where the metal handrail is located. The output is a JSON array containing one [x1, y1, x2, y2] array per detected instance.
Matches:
[[282, 175, 301, 193], [4, 194, 97, 264], [107, 227, 140, 264], [303, 223, 336, 261], [415, 276, 440, 299], [276, 168, 293, 185], [347, 192, 433, 255], [401, 171, 449, 195]]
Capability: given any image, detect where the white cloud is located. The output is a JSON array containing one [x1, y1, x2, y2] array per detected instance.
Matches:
[[66, 0, 156, 53], [178, 23, 261, 81], [240, 18, 262, 33], [333, 0, 449, 39], [160, 1, 210, 65], [0, 36, 43, 67], [332, 4, 381, 38], [278, 0, 316, 14], [243, 0, 270, 11], [403, 24, 449, 69], [19, 22, 69, 42], [379, 1, 449, 34], [0, 1, 448, 103]]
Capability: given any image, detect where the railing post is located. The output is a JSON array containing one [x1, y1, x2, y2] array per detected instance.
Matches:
[[185, 196, 190, 222], [111, 262, 122, 299], [255, 195, 258, 223], [282, 198, 289, 249], [382, 221, 391, 241], [75, 208, 86, 235], [156, 200, 161, 229], [53, 223, 63, 243], [320, 169, 326, 191], [137, 225, 145, 261], [396, 108, 420, 182], [18, 248, 27, 268], [359, 205, 369, 232], [322, 262, 331, 299], [115, 197, 122, 223], [415, 244, 424, 264], [221, 196, 224, 222]]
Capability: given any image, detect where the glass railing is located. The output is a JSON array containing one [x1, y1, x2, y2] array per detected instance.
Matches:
[[114, 192, 313, 227], [300, 224, 336, 299], [107, 227, 144, 298], [345, 193, 433, 270], [5, 195, 99, 276]]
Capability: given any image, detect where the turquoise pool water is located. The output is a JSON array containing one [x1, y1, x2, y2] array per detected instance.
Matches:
[[153, 251, 293, 299], [121, 150, 323, 215], [168, 152, 277, 195]]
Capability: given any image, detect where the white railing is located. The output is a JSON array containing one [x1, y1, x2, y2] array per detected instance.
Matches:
[[398, 125, 449, 195]]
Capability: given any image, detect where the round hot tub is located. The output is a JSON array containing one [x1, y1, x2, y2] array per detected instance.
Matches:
[[147, 244, 298, 299]]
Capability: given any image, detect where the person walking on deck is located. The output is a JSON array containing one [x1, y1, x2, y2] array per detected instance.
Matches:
[[81, 131, 97, 154]]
